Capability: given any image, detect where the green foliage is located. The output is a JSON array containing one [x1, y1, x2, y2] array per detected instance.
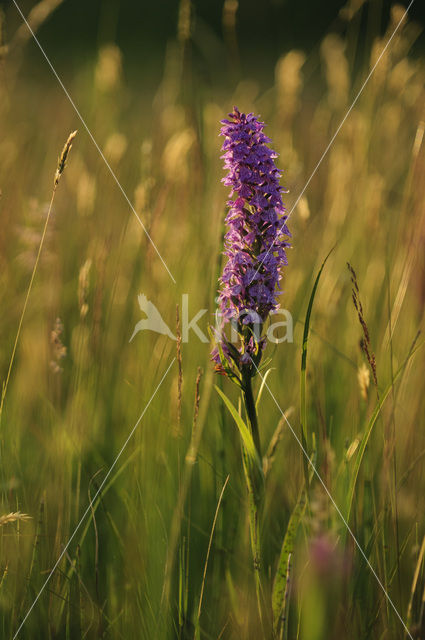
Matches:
[[300, 249, 333, 489], [272, 486, 307, 639], [0, 3, 425, 639], [215, 385, 263, 493]]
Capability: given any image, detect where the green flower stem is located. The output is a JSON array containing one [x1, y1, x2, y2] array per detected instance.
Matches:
[[242, 368, 266, 632], [242, 369, 262, 460]]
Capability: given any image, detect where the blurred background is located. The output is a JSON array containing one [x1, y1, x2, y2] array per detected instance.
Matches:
[[1, 1, 425, 639], [3, 0, 425, 85]]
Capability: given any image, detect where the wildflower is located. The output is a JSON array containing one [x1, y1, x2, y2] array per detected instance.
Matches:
[[213, 106, 290, 375]]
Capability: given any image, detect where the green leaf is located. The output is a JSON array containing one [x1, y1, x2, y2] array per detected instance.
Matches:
[[272, 486, 308, 638], [215, 385, 262, 473], [300, 248, 334, 487], [215, 385, 264, 513], [255, 367, 275, 411]]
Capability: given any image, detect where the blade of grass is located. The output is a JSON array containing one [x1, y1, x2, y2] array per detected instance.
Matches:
[[300, 248, 334, 489], [345, 338, 424, 524], [195, 475, 230, 637], [406, 534, 425, 632], [0, 131, 77, 425], [255, 367, 275, 411], [272, 476, 311, 638]]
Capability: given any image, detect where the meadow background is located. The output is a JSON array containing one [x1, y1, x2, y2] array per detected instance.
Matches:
[[1, 0, 425, 638]]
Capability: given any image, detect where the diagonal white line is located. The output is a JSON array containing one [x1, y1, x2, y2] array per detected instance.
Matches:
[[249, 357, 413, 639], [249, 0, 415, 286], [12, 0, 176, 284], [12, 358, 176, 639]]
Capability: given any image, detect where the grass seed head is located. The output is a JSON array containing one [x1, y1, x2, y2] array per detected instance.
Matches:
[[0, 511, 31, 526], [54, 130, 77, 187], [78, 259, 92, 319], [357, 363, 370, 400], [347, 263, 377, 387]]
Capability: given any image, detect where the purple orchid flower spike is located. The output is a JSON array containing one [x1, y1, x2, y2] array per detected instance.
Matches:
[[212, 106, 291, 380]]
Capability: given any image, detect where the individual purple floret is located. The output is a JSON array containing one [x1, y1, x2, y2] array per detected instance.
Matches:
[[213, 106, 290, 376]]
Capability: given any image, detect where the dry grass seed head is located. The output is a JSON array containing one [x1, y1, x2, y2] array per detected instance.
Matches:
[[54, 130, 77, 187], [0, 511, 31, 526], [347, 263, 377, 386]]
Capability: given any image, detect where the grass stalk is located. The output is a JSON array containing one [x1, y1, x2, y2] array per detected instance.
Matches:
[[0, 130, 76, 425]]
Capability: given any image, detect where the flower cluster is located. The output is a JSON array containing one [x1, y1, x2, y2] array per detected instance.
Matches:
[[212, 106, 290, 375]]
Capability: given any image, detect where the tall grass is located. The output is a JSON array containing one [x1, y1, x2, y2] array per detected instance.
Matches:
[[0, 2, 425, 638]]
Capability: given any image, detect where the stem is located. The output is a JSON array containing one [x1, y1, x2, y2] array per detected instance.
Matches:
[[241, 445, 265, 633], [241, 369, 266, 633], [242, 369, 261, 459], [0, 186, 57, 423]]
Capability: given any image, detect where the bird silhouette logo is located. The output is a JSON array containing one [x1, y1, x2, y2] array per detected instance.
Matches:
[[129, 294, 176, 342]]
